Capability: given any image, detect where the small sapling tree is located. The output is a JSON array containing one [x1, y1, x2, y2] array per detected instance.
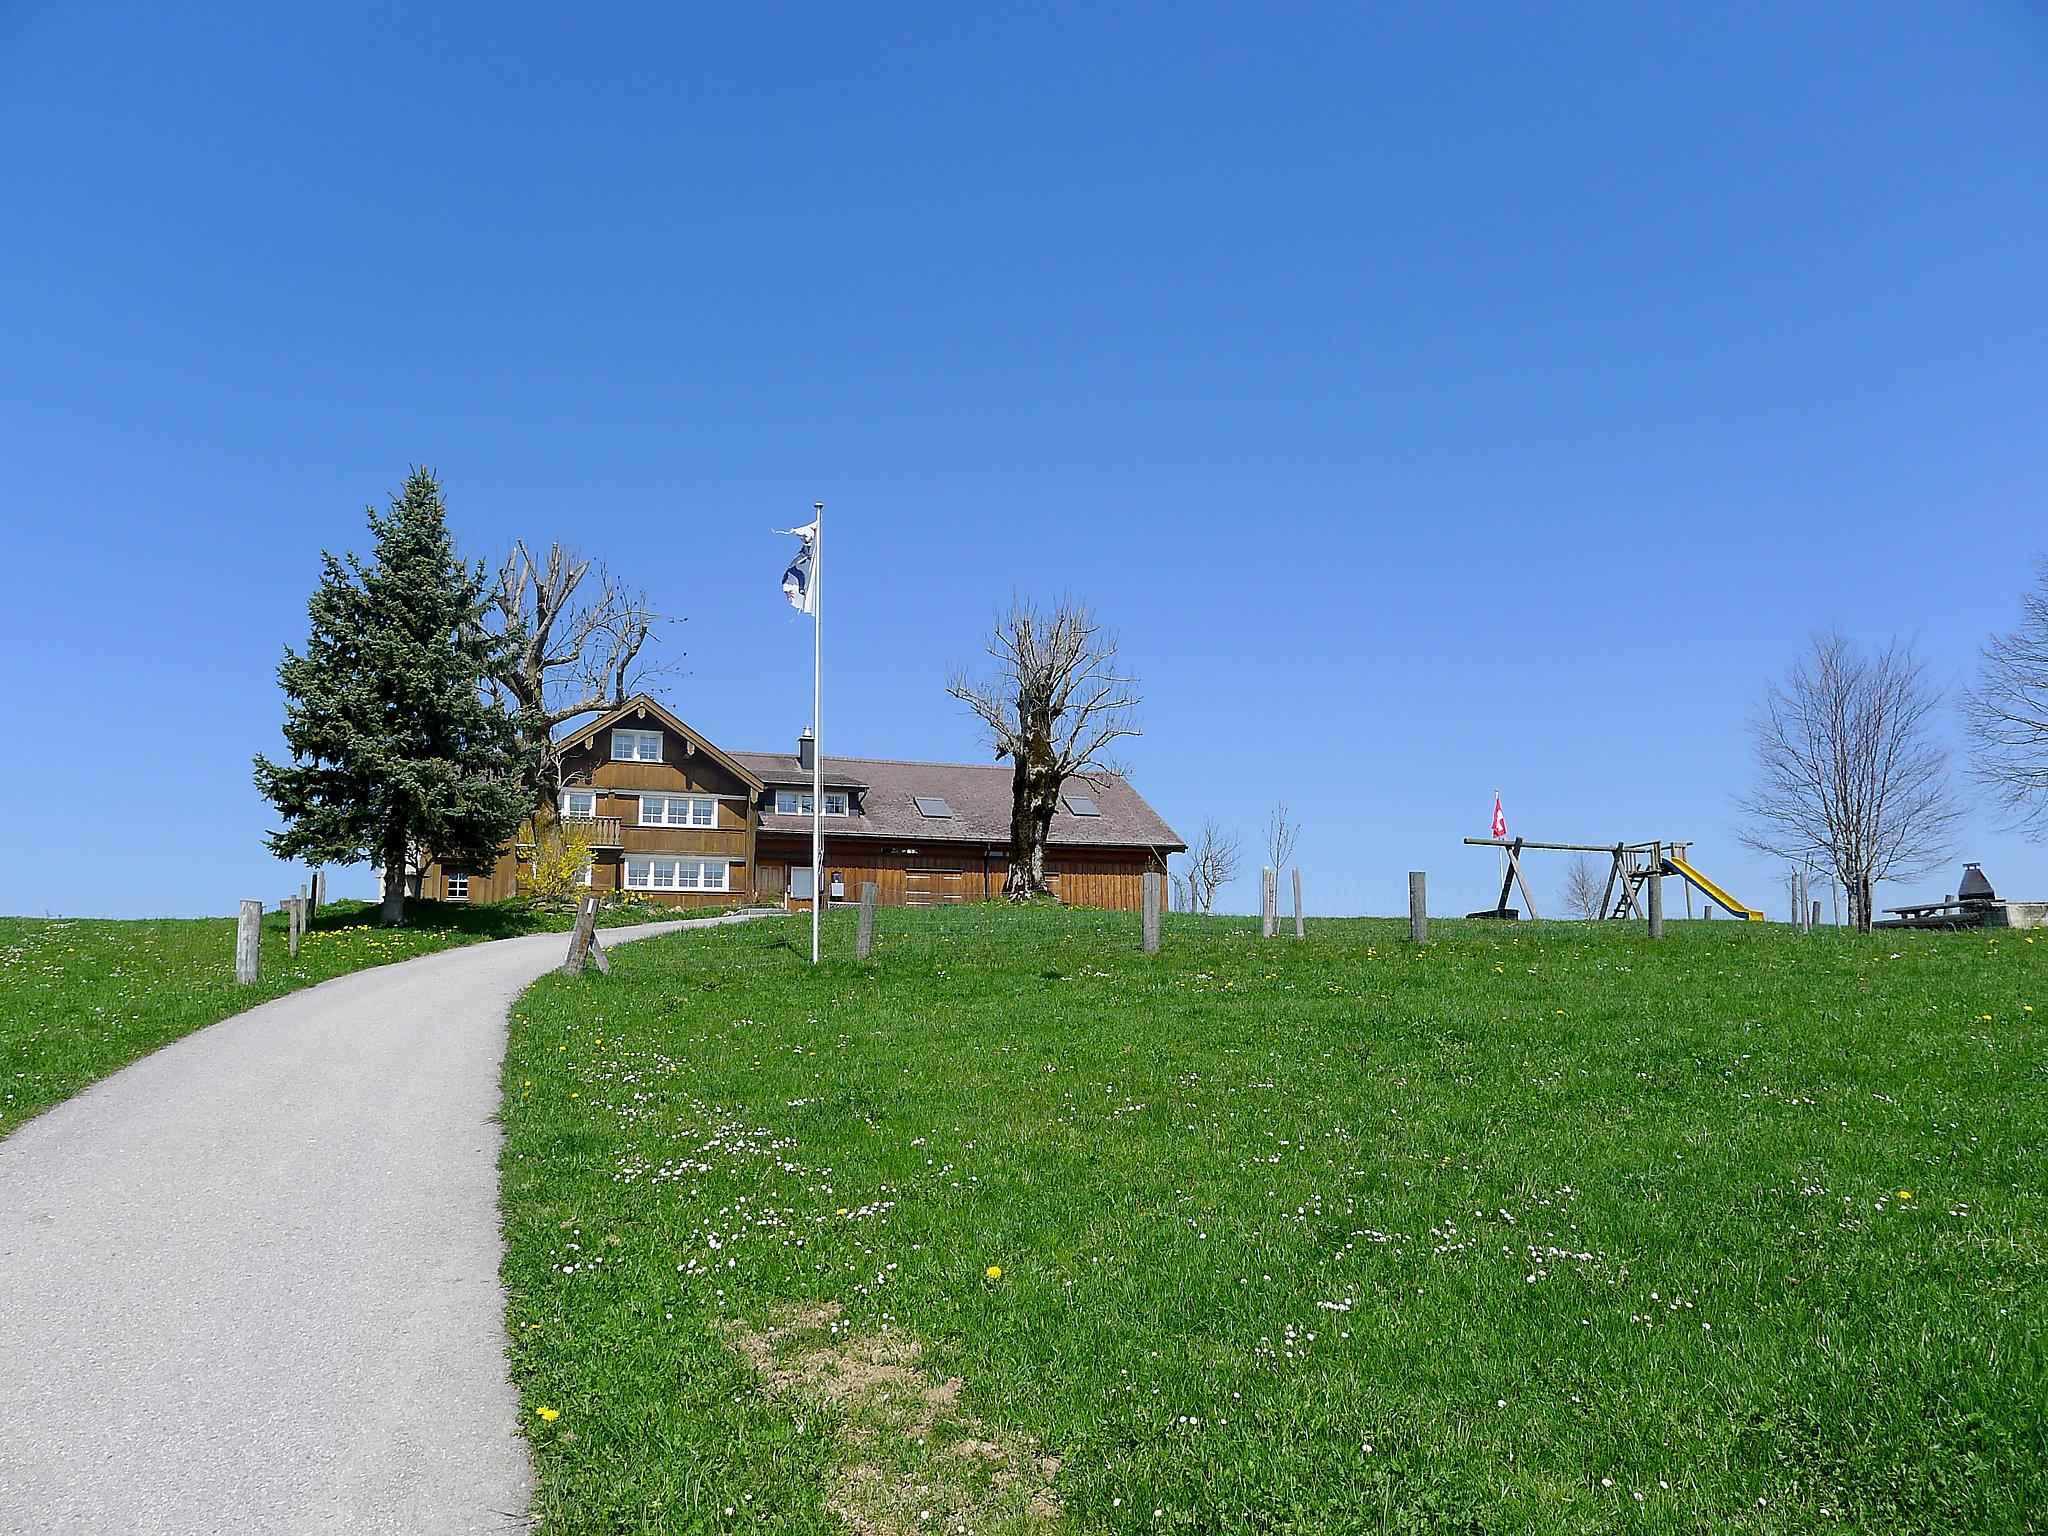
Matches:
[[254, 468, 533, 925], [1562, 854, 1607, 921], [1265, 802, 1300, 876], [1174, 820, 1244, 914]]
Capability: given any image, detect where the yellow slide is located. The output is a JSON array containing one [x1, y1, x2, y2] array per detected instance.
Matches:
[[1662, 854, 1764, 921]]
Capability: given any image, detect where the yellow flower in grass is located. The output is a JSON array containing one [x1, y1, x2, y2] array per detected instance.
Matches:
[[986, 1265, 1002, 1280], [536, 1406, 560, 1422], [1897, 1191, 1912, 1200]]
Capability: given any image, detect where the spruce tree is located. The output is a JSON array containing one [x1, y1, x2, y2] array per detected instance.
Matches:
[[254, 468, 534, 924]]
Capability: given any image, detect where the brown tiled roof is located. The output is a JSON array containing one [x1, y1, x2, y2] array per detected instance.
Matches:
[[734, 752, 1185, 852]]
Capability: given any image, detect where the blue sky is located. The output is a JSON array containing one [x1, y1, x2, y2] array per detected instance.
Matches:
[[3, 2, 2045, 919]]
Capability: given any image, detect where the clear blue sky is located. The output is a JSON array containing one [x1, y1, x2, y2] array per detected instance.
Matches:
[[4, 2, 2046, 919]]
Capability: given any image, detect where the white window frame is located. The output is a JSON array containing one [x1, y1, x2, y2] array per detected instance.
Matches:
[[611, 728, 663, 763], [622, 856, 730, 892], [560, 788, 599, 819], [637, 793, 717, 828], [446, 872, 470, 901], [776, 790, 851, 816], [788, 864, 816, 899]]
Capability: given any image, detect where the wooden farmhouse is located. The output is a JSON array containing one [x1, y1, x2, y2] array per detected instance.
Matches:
[[421, 695, 1184, 911]]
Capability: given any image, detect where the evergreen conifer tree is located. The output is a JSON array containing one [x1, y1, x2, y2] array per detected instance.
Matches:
[[254, 468, 534, 924]]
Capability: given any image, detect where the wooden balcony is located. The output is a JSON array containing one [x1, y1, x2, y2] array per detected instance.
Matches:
[[564, 815, 624, 848]]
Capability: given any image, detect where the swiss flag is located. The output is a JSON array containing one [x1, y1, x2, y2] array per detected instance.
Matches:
[[1491, 793, 1506, 839]]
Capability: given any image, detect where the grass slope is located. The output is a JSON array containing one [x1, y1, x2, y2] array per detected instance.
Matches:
[[0, 896, 707, 1138], [501, 908, 2045, 1535]]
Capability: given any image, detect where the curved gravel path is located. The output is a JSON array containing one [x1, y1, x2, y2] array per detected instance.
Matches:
[[0, 911, 769, 1535]]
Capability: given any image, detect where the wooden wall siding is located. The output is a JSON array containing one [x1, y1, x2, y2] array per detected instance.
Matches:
[[753, 836, 1167, 912]]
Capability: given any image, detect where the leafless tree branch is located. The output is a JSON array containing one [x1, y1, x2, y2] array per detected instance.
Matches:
[[1962, 554, 2048, 839], [491, 540, 684, 793]]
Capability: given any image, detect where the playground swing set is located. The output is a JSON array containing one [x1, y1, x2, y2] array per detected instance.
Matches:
[[1461, 836, 1764, 922]]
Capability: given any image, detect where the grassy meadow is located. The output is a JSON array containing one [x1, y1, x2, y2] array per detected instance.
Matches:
[[501, 906, 2045, 1536], [0, 896, 701, 1137]]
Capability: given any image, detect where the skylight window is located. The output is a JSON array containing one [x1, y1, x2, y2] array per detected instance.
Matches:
[[1062, 794, 1101, 816], [913, 795, 953, 818]]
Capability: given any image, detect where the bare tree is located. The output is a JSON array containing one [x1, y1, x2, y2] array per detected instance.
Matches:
[[1736, 628, 1962, 931], [491, 541, 680, 794], [1174, 820, 1243, 914], [1265, 802, 1300, 875], [948, 597, 1141, 900], [1963, 555, 2048, 838], [1561, 854, 1607, 921]]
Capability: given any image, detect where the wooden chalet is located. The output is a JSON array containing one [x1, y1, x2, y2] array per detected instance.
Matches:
[[419, 695, 1184, 912]]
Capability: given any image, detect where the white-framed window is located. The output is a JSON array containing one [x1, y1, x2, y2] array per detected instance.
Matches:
[[788, 865, 816, 899], [775, 790, 851, 816], [623, 857, 730, 892], [638, 793, 717, 827], [612, 728, 663, 762], [446, 872, 469, 901], [575, 860, 594, 887], [560, 789, 598, 819]]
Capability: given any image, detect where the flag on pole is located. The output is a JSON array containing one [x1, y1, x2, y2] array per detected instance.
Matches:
[[780, 521, 818, 616], [1491, 792, 1506, 839]]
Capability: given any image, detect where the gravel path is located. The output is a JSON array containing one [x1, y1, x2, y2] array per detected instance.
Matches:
[[0, 911, 770, 1535]]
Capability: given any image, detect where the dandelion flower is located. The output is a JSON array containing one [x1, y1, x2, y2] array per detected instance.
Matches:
[[536, 1406, 560, 1422], [1897, 1190, 1911, 1199], [986, 1265, 1002, 1280]]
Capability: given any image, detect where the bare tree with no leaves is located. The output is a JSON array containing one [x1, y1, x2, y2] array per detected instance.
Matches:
[[947, 596, 1142, 900], [1173, 819, 1243, 914], [1963, 554, 2048, 838], [1561, 853, 1607, 921], [1265, 802, 1300, 875], [491, 541, 681, 796], [1736, 628, 1962, 931]]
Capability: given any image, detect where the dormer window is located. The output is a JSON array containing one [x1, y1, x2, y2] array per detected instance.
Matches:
[[612, 728, 663, 762], [776, 790, 851, 816]]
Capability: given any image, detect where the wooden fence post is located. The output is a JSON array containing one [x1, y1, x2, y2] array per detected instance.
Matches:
[[1647, 842, 1665, 940], [1291, 868, 1304, 939], [1408, 871, 1428, 943], [1261, 867, 1276, 938], [290, 884, 306, 956], [235, 900, 262, 984], [1142, 870, 1161, 954], [563, 893, 607, 976], [856, 881, 878, 959]]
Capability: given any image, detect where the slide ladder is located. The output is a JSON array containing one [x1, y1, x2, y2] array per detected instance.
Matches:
[[1662, 853, 1763, 921]]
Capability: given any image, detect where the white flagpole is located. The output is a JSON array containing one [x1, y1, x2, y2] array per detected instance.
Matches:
[[810, 501, 824, 966]]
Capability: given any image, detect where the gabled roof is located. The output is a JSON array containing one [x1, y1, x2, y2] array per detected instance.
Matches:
[[734, 751, 1185, 853], [561, 695, 765, 791]]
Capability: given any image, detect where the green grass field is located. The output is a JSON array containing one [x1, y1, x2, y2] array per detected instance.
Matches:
[[501, 907, 2045, 1536], [0, 896, 708, 1138]]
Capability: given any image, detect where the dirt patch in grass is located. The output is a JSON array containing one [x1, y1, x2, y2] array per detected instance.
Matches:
[[727, 1302, 1061, 1535]]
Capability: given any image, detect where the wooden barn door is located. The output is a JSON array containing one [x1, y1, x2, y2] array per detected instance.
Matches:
[[903, 857, 970, 906]]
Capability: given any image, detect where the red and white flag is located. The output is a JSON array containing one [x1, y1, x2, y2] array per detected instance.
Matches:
[[1490, 792, 1506, 839]]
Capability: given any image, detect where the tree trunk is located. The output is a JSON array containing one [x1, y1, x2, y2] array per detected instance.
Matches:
[[381, 835, 408, 927], [1002, 754, 1061, 900]]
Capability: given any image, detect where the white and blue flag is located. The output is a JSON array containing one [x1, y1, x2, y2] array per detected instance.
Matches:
[[779, 520, 818, 616]]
